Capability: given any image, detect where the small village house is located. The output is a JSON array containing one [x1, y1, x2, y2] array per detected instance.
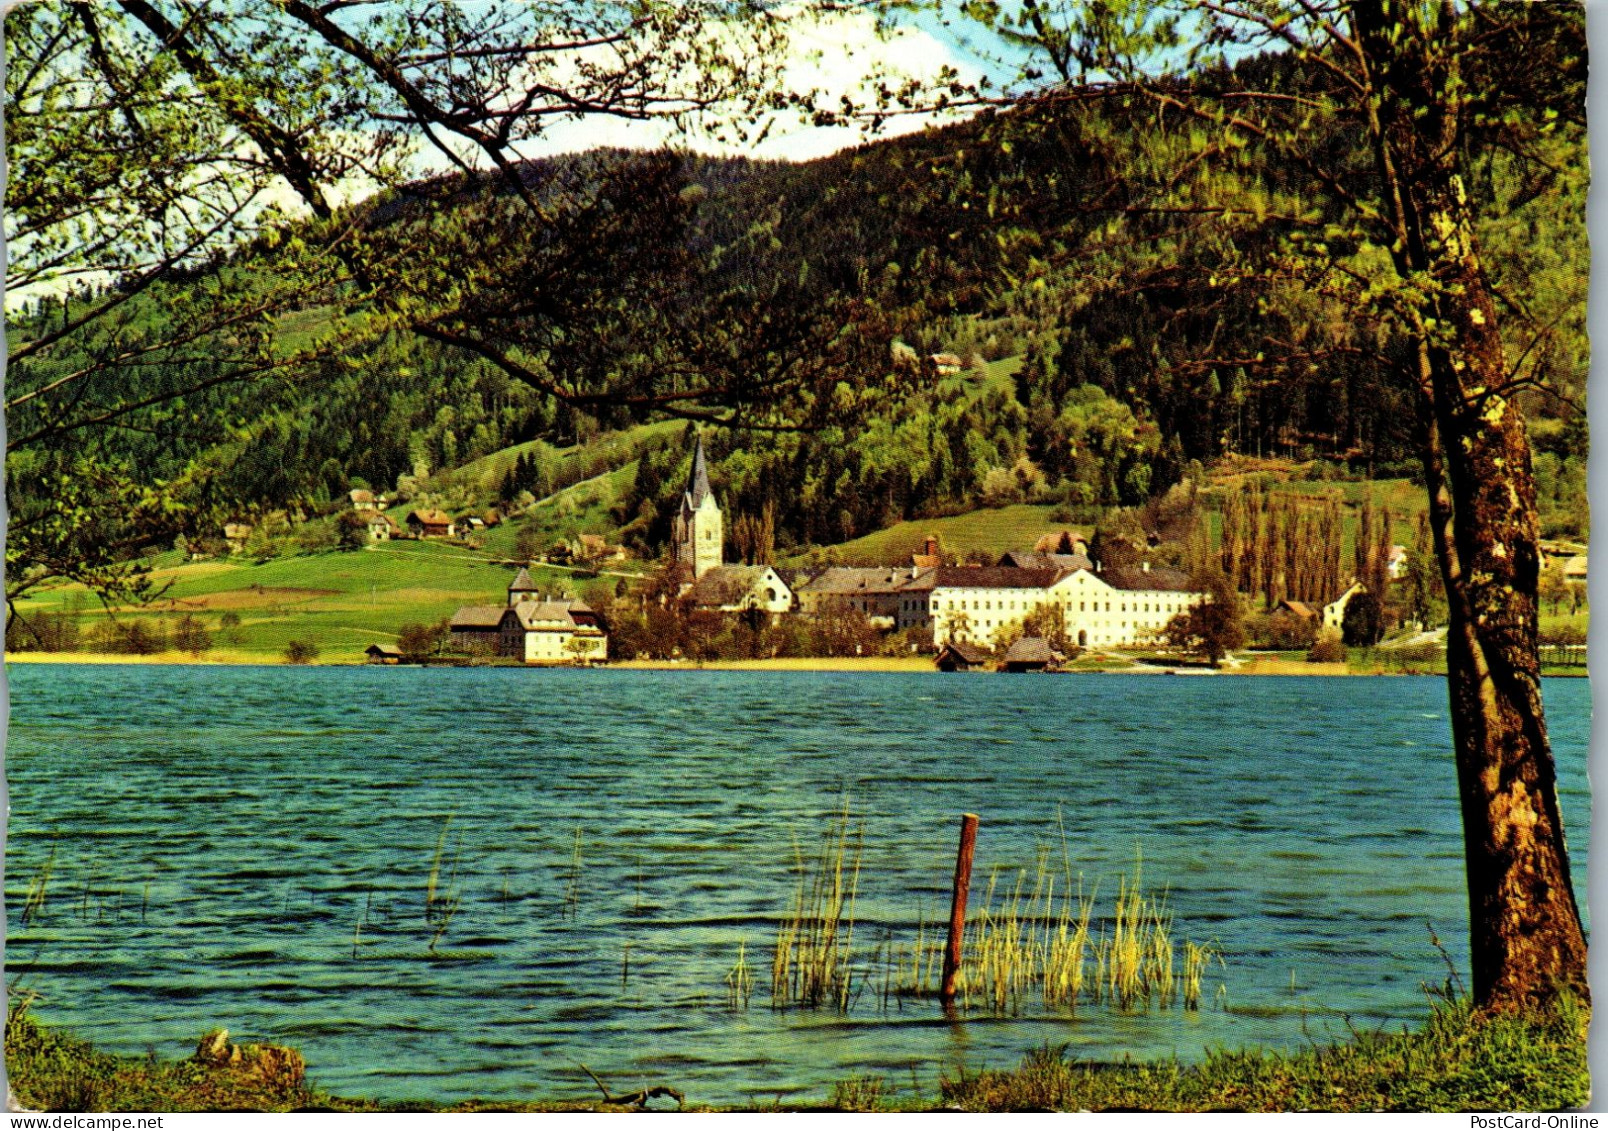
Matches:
[[1274, 598, 1321, 624], [364, 643, 403, 664], [927, 352, 963, 376], [687, 565, 795, 617], [366, 512, 400, 542], [934, 641, 991, 672], [910, 535, 942, 570], [449, 606, 507, 655], [349, 488, 376, 511], [406, 509, 455, 538], [222, 521, 254, 554], [1001, 636, 1063, 672], [576, 533, 627, 563], [1322, 581, 1366, 631], [795, 567, 933, 630], [448, 567, 609, 665], [499, 598, 607, 664]]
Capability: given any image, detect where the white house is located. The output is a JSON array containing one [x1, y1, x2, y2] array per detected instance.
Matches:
[[449, 568, 609, 664], [687, 565, 794, 616], [500, 598, 607, 664], [1322, 581, 1366, 631], [366, 512, 400, 542]]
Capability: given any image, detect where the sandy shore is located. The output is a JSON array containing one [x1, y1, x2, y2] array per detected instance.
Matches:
[[6, 650, 286, 666], [5, 652, 1580, 676], [610, 656, 936, 673]]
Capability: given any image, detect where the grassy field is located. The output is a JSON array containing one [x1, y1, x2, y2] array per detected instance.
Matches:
[[479, 462, 642, 560], [439, 419, 679, 496], [6, 541, 625, 664], [786, 504, 1074, 566]]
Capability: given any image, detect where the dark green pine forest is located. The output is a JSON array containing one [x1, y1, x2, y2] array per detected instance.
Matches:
[[6, 42, 1587, 591]]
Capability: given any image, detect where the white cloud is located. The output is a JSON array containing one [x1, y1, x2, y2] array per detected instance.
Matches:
[[499, 8, 986, 166]]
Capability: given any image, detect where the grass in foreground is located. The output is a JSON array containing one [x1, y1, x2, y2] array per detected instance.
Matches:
[[2, 1005, 681, 1113], [937, 992, 1589, 1112], [4, 991, 1587, 1112]]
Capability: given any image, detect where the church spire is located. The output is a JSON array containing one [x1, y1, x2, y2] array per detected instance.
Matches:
[[685, 432, 713, 509]]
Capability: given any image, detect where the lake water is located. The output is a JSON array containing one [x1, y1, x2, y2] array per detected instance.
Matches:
[[3, 666, 1592, 1107]]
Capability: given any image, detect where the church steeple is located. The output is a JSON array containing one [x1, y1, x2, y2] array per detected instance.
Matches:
[[685, 433, 713, 509], [672, 432, 723, 579]]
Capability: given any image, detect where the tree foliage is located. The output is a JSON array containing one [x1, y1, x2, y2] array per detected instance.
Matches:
[[1162, 570, 1244, 666]]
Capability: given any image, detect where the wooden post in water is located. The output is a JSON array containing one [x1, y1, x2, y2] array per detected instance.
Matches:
[[940, 813, 980, 1006]]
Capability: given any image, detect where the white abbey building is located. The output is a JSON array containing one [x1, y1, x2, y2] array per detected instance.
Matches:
[[797, 559, 1206, 650], [925, 562, 1202, 650]]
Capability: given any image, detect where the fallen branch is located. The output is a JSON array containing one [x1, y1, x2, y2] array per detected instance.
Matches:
[[577, 1063, 684, 1110]]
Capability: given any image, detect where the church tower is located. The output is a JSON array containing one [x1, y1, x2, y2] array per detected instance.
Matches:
[[672, 434, 723, 579]]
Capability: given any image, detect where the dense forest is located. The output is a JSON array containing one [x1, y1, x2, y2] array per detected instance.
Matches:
[[6, 41, 1588, 578]]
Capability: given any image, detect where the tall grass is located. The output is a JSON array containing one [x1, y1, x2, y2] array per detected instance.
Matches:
[[767, 810, 1218, 1018], [771, 804, 863, 1010], [893, 849, 1216, 1017]]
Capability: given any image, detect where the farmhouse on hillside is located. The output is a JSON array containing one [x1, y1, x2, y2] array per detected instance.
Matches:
[[366, 511, 400, 542], [406, 509, 454, 538]]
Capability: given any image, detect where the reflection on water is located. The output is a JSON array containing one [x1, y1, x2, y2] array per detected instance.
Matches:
[[4, 666, 1590, 1105]]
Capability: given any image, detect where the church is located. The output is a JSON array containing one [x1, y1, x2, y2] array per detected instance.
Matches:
[[672, 434, 793, 615]]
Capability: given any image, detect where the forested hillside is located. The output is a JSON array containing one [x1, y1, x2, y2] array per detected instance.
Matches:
[[7, 33, 1587, 592]]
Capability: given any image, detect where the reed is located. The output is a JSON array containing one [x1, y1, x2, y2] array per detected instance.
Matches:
[[562, 829, 584, 921], [21, 845, 57, 927], [1181, 940, 1219, 1011], [725, 940, 754, 1010], [424, 816, 461, 954], [771, 803, 863, 1010], [894, 849, 1213, 1017]]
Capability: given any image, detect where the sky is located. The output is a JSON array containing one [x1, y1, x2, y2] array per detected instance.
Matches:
[[429, 5, 1022, 170], [3, 3, 1031, 311]]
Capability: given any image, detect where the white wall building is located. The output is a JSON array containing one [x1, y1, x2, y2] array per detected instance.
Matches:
[[924, 563, 1204, 650]]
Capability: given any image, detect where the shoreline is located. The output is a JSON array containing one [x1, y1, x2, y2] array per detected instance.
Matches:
[[5, 651, 1587, 676], [4, 993, 1588, 1113]]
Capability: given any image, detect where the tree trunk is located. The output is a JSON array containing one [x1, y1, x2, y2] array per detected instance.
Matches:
[[1354, 0, 1589, 1011], [1413, 268, 1588, 1011]]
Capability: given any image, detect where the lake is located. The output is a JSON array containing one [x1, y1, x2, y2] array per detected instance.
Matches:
[[2, 665, 1592, 1107]]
